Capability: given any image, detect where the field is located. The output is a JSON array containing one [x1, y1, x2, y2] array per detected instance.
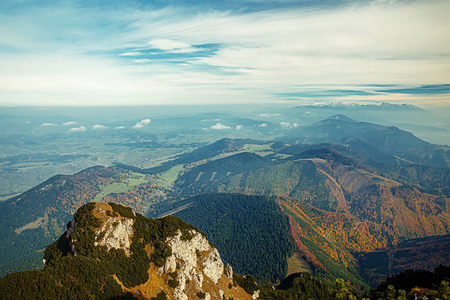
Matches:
[[153, 164, 184, 189], [93, 172, 148, 202]]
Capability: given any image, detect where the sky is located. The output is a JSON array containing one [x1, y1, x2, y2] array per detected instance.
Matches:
[[0, 0, 449, 107]]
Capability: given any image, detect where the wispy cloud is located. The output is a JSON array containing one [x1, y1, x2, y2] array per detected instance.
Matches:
[[63, 121, 76, 126], [41, 123, 57, 126], [115, 126, 125, 129], [119, 52, 144, 57], [0, 0, 448, 106], [147, 39, 200, 54], [377, 84, 450, 95]]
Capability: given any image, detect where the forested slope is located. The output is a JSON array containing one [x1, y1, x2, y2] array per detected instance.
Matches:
[[175, 193, 294, 283]]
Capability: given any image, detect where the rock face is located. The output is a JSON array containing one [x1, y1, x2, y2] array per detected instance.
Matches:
[[161, 230, 230, 300], [55, 202, 254, 300]]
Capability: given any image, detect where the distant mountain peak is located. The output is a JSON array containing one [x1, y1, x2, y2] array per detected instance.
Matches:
[[296, 101, 424, 111]]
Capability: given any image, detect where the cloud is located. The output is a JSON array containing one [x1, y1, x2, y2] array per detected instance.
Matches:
[[63, 121, 76, 126], [210, 123, 231, 130], [258, 113, 280, 117], [69, 126, 86, 132], [133, 119, 151, 128], [0, 0, 449, 106], [115, 126, 125, 129], [259, 123, 267, 127], [147, 39, 199, 53], [377, 84, 450, 95], [41, 123, 57, 126], [132, 59, 151, 64], [280, 122, 299, 128], [119, 52, 143, 56], [236, 125, 243, 130], [92, 124, 108, 130]]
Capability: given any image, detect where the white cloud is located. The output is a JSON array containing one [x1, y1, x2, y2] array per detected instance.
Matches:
[[92, 124, 107, 130], [0, 1, 449, 106], [258, 113, 280, 117], [115, 126, 125, 129], [69, 126, 86, 132], [119, 52, 143, 56], [63, 121, 76, 125], [132, 59, 151, 64], [280, 122, 299, 128], [210, 123, 231, 130], [147, 39, 199, 53], [236, 125, 243, 130], [259, 123, 267, 127], [133, 118, 151, 128], [41, 123, 57, 126]]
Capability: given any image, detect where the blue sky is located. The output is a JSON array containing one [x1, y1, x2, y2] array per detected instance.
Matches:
[[0, 0, 449, 106]]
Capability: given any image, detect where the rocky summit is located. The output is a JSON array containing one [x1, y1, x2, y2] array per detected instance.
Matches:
[[0, 202, 254, 300]]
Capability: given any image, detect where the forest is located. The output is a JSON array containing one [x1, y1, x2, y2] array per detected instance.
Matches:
[[175, 193, 295, 283]]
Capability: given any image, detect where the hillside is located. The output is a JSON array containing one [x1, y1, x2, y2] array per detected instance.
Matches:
[[0, 202, 254, 300], [283, 115, 450, 169], [171, 147, 450, 287], [0, 166, 130, 276], [174, 193, 294, 283], [190, 150, 450, 239], [177, 152, 273, 188], [1, 131, 449, 290]]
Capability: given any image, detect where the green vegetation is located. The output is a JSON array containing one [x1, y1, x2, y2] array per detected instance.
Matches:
[[0, 256, 135, 300], [92, 172, 148, 202], [258, 272, 334, 300], [281, 202, 369, 289], [153, 164, 184, 189], [200, 160, 340, 212], [0, 166, 128, 277], [372, 265, 450, 300], [0, 202, 209, 298], [175, 193, 294, 283]]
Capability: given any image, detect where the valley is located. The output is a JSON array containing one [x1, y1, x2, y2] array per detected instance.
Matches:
[[0, 104, 449, 298]]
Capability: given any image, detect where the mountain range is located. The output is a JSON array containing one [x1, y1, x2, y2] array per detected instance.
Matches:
[[0, 114, 449, 296]]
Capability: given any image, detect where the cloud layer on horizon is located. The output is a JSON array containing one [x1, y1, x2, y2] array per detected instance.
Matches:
[[0, 0, 449, 106]]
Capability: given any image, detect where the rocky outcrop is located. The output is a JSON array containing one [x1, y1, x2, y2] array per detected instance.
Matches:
[[160, 230, 227, 299], [92, 204, 134, 253], [55, 202, 254, 300]]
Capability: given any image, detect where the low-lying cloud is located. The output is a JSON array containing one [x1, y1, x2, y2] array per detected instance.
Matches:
[[41, 123, 57, 126], [280, 122, 299, 128], [133, 119, 151, 129], [210, 123, 231, 130], [63, 121, 76, 126], [258, 113, 281, 118], [69, 126, 86, 132], [92, 124, 108, 130]]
